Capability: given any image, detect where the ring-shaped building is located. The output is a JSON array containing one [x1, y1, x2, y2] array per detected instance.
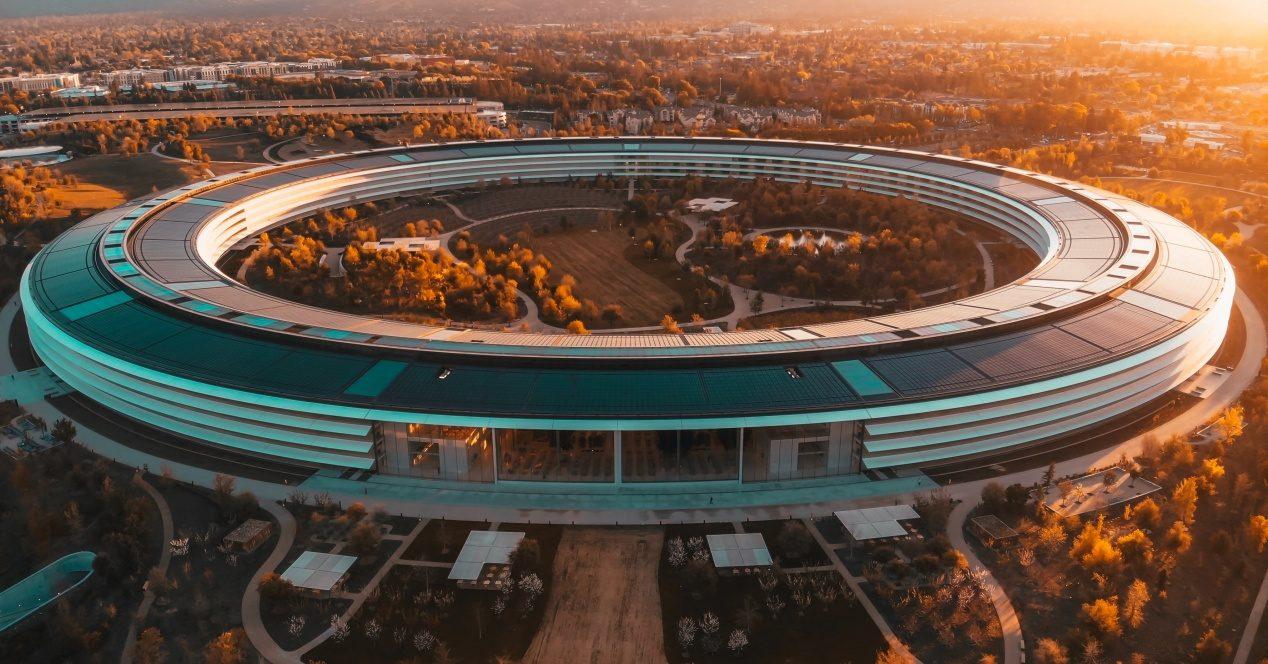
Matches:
[[21, 137, 1233, 493]]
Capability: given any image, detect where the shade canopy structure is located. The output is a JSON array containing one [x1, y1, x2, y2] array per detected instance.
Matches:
[[706, 533, 773, 568], [835, 504, 921, 541], [280, 551, 356, 591], [448, 530, 525, 581]]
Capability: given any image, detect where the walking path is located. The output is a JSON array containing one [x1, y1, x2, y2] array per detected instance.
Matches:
[[1098, 175, 1268, 201], [946, 499, 1021, 664], [241, 501, 298, 664], [1234, 568, 1268, 663], [119, 474, 174, 664], [803, 517, 922, 663]]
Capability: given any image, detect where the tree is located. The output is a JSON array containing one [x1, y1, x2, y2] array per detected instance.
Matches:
[[1115, 530, 1153, 568], [1082, 597, 1122, 636], [981, 482, 1006, 513], [51, 417, 76, 443], [1194, 629, 1232, 664], [661, 314, 683, 334], [1171, 477, 1199, 525], [203, 629, 246, 664], [1033, 638, 1069, 664], [600, 304, 623, 325], [135, 627, 167, 664], [1121, 579, 1149, 630], [1041, 463, 1056, 491], [1215, 405, 1245, 443], [1163, 521, 1192, 553], [1127, 498, 1162, 531], [1249, 515, 1268, 552], [566, 320, 590, 335], [348, 521, 382, 557], [874, 646, 915, 664], [257, 573, 297, 604]]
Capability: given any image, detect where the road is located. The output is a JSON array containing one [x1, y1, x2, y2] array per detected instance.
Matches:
[[22, 98, 477, 124]]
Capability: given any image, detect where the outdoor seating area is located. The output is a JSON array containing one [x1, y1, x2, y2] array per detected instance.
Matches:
[[835, 505, 923, 542], [1037, 468, 1162, 517], [705, 532, 773, 575], [448, 530, 525, 590]]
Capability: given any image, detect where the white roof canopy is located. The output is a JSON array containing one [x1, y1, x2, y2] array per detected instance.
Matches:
[[834, 504, 921, 541], [280, 551, 357, 591], [448, 530, 525, 581], [706, 533, 773, 568]]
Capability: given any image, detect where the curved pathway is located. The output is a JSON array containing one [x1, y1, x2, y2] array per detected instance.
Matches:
[[119, 473, 174, 664], [263, 137, 304, 165], [946, 498, 1019, 664], [241, 500, 299, 664], [1098, 175, 1268, 201]]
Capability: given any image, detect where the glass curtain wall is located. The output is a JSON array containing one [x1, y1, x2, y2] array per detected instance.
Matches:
[[621, 428, 740, 482], [377, 423, 495, 482], [741, 422, 857, 482], [498, 429, 614, 482]]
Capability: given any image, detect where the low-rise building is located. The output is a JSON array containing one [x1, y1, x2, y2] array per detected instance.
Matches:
[[0, 72, 81, 93], [101, 68, 169, 87]]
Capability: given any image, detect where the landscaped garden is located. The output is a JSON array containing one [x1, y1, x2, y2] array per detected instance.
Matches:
[[658, 523, 886, 664], [967, 405, 1265, 663]]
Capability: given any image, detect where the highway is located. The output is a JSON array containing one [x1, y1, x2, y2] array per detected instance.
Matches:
[[20, 97, 477, 123]]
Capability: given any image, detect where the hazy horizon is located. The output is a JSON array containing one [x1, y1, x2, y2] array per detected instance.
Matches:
[[0, 0, 1265, 45]]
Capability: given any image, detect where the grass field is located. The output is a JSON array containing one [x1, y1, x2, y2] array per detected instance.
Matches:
[[53, 154, 198, 200], [188, 128, 269, 162], [526, 225, 687, 327], [39, 183, 125, 219]]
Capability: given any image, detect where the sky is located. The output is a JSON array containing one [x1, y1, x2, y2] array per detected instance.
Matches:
[[0, 0, 1265, 44]]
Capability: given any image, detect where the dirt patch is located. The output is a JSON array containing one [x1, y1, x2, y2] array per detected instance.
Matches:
[[524, 527, 667, 664]]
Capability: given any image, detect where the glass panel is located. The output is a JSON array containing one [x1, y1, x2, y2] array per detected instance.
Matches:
[[742, 423, 855, 482], [375, 422, 494, 482], [498, 429, 614, 482], [620, 430, 680, 482], [620, 428, 739, 482]]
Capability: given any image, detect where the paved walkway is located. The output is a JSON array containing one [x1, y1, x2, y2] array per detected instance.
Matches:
[[119, 474, 175, 664], [1234, 568, 1268, 663], [241, 501, 298, 664], [946, 499, 1021, 664], [803, 517, 922, 663], [1098, 176, 1268, 201]]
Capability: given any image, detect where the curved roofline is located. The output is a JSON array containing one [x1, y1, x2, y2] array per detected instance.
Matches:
[[101, 136, 1193, 364]]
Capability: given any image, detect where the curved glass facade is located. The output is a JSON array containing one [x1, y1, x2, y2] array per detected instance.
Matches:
[[19, 137, 1234, 502]]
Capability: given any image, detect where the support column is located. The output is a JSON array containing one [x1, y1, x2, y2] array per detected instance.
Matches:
[[614, 430, 623, 484]]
